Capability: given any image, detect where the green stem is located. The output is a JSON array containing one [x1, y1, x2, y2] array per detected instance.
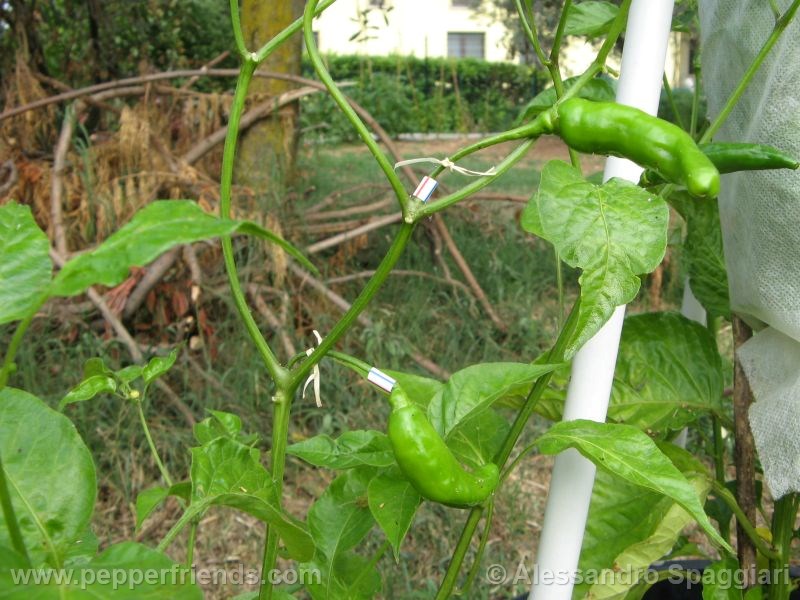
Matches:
[[662, 73, 686, 131], [0, 307, 39, 390], [228, 0, 248, 58], [0, 452, 30, 566], [436, 299, 581, 599], [328, 351, 372, 379], [414, 139, 538, 220], [252, 0, 337, 64], [712, 417, 725, 484], [352, 540, 390, 590], [186, 520, 197, 568], [700, 0, 800, 144], [219, 60, 289, 388], [157, 506, 200, 552], [710, 480, 779, 560], [288, 223, 415, 389], [459, 501, 494, 597], [515, 0, 549, 66], [549, 0, 572, 68], [303, 0, 408, 213], [258, 387, 295, 600], [137, 396, 174, 488], [768, 494, 799, 600]]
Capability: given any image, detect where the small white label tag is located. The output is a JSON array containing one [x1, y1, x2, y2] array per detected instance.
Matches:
[[367, 367, 397, 393], [412, 176, 438, 202]]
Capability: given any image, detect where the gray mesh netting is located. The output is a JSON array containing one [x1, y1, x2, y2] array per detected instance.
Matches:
[[699, 1, 800, 498]]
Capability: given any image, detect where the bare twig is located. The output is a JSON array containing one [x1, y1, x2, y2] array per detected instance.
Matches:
[[433, 215, 508, 333], [51, 104, 78, 256], [305, 213, 402, 254], [733, 316, 757, 583], [247, 284, 297, 358], [305, 197, 392, 221], [288, 263, 449, 379], [122, 248, 181, 320], [178, 51, 231, 91], [0, 160, 18, 196], [325, 269, 474, 299], [305, 183, 385, 214]]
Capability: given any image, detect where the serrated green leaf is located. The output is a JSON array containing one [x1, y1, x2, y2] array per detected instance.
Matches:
[[610, 312, 726, 432], [189, 438, 313, 561], [564, 1, 619, 37], [367, 468, 420, 561], [59, 375, 118, 410], [0, 202, 52, 325], [428, 362, 560, 438], [524, 162, 668, 357], [49, 200, 317, 297], [0, 542, 203, 598], [0, 388, 96, 567], [537, 420, 731, 553], [286, 430, 395, 469], [670, 193, 730, 318], [575, 443, 712, 600]]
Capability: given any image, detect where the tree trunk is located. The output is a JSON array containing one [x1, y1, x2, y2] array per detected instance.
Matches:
[[237, 0, 304, 193]]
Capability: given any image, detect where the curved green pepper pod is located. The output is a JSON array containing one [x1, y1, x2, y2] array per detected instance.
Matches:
[[387, 386, 499, 508], [554, 98, 720, 199]]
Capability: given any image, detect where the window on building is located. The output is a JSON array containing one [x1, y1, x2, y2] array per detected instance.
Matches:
[[447, 32, 485, 59]]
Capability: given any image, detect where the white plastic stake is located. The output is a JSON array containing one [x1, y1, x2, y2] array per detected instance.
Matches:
[[529, 2, 676, 598]]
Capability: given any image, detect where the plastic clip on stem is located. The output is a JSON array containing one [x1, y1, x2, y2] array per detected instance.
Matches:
[[528, 2, 676, 599]]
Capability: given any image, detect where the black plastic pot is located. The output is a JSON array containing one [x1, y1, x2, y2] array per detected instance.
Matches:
[[514, 561, 800, 600]]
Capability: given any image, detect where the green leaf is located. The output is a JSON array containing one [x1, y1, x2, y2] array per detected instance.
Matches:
[[609, 312, 726, 432], [307, 468, 376, 596], [0, 542, 202, 598], [428, 362, 561, 438], [516, 76, 616, 123], [190, 438, 313, 561], [82, 357, 114, 379], [135, 486, 168, 530], [302, 550, 381, 600], [0, 388, 96, 567], [523, 162, 669, 357], [59, 375, 118, 410], [0, 202, 52, 325], [115, 365, 143, 384], [193, 409, 257, 446], [50, 200, 317, 297], [367, 468, 420, 560], [702, 557, 743, 600], [383, 369, 443, 409], [575, 443, 713, 600], [564, 1, 619, 37], [286, 431, 395, 469], [142, 347, 179, 384], [670, 192, 730, 317], [536, 420, 731, 553], [447, 408, 510, 469]]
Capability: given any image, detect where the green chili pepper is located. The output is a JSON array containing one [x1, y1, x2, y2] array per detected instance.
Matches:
[[640, 142, 799, 186], [698, 142, 799, 173], [553, 98, 720, 199], [387, 385, 499, 508]]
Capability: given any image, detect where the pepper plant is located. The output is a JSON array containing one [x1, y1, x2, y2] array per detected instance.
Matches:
[[1, 1, 800, 599]]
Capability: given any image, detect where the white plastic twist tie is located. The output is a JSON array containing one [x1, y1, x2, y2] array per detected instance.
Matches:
[[394, 156, 497, 177], [367, 367, 396, 393]]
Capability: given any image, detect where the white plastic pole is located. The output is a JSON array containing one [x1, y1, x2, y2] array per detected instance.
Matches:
[[529, 2, 675, 598]]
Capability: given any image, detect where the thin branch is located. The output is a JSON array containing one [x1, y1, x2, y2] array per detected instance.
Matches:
[[122, 248, 181, 320], [247, 284, 297, 358], [287, 263, 449, 379], [305, 213, 402, 254], [51, 104, 77, 256]]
